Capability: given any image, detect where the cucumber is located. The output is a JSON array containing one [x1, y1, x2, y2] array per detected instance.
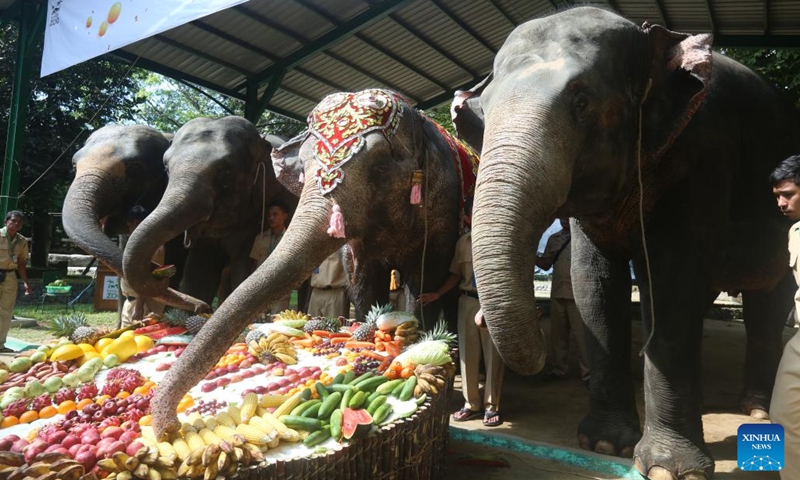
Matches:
[[366, 395, 387, 415], [415, 393, 428, 406], [355, 375, 388, 393], [373, 403, 393, 424], [330, 409, 343, 440], [329, 383, 357, 394], [391, 380, 405, 397], [332, 373, 345, 385], [376, 379, 404, 395], [302, 403, 322, 418], [318, 392, 342, 419], [300, 387, 313, 401], [342, 370, 356, 385], [290, 399, 321, 417], [348, 391, 367, 409], [303, 426, 331, 447], [279, 415, 323, 431], [351, 371, 374, 386], [399, 376, 417, 401], [341, 388, 354, 411], [316, 381, 330, 401], [366, 391, 382, 406]]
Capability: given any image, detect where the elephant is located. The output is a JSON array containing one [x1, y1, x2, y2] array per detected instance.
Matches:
[[122, 116, 298, 310], [62, 124, 208, 312], [453, 7, 800, 479], [150, 88, 476, 437]]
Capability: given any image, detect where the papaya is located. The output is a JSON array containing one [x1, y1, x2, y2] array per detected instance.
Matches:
[[341, 408, 373, 440], [100, 336, 137, 363], [49, 344, 84, 362]]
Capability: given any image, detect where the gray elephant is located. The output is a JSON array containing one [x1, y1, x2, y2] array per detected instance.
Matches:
[[62, 124, 207, 312], [150, 89, 475, 437], [122, 116, 297, 309], [453, 7, 800, 479]]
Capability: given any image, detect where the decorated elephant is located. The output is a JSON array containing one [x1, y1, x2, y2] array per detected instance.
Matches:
[[122, 116, 297, 308], [62, 124, 207, 312], [453, 7, 800, 479], [150, 89, 477, 437]]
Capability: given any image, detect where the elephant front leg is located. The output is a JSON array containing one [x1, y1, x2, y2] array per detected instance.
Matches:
[[570, 224, 641, 458]]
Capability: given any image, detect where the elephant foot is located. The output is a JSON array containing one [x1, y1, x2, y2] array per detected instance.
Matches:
[[577, 412, 641, 457], [633, 431, 714, 480], [739, 391, 770, 419]]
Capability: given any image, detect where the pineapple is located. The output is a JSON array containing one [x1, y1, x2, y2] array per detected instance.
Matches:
[[302, 316, 342, 333], [419, 319, 457, 347], [352, 303, 393, 342], [244, 329, 266, 346], [185, 314, 210, 335], [47, 313, 108, 345], [163, 309, 189, 327]]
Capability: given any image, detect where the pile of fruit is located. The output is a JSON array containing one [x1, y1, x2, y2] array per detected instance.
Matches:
[[0, 305, 456, 479]]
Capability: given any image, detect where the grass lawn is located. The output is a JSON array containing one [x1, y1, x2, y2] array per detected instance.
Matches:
[[9, 304, 118, 346]]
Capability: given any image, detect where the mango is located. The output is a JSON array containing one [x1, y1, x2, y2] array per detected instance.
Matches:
[[50, 344, 84, 362], [101, 336, 137, 363], [8, 357, 31, 373]]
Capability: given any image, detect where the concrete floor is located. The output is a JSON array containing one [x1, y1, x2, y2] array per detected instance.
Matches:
[[443, 318, 793, 479]]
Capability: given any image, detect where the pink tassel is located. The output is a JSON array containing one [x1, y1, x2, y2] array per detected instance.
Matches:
[[327, 204, 346, 238], [410, 183, 421, 205], [298, 172, 304, 183]]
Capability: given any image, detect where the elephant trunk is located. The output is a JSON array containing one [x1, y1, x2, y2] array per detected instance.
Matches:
[[151, 181, 345, 439], [122, 178, 212, 312], [472, 106, 571, 375], [62, 170, 125, 275]]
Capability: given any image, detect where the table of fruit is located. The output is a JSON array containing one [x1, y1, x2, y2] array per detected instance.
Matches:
[[0, 305, 456, 480]]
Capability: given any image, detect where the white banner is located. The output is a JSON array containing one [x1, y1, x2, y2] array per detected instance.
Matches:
[[42, 0, 250, 77]]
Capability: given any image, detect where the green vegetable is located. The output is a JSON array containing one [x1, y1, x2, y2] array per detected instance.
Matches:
[[393, 340, 452, 367]]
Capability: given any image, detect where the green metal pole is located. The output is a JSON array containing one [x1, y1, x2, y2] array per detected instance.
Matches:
[[1, 1, 45, 218]]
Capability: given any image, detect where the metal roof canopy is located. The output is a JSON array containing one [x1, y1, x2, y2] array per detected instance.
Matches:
[[102, 0, 800, 122]]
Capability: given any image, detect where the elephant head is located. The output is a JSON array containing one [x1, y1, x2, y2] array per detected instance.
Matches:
[[454, 7, 712, 374], [151, 89, 466, 437], [122, 116, 280, 309]]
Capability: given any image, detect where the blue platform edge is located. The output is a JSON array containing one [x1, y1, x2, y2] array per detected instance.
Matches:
[[449, 426, 644, 479], [5, 337, 39, 352]]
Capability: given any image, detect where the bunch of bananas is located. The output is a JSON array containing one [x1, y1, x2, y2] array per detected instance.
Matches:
[[248, 332, 298, 365], [393, 321, 419, 345], [273, 310, 310, 321], [0, 451, 88, 480], [174, 437, 262, 480], [414, 363, 454, 396], [96, 446, 174, 480]]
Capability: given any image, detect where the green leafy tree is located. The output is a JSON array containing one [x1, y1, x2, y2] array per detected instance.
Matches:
[[0, 23, 145, 266], [721, 47, 800, 108]]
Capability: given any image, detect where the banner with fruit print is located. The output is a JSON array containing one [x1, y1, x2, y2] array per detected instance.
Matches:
[[41, 0, 249, 77]]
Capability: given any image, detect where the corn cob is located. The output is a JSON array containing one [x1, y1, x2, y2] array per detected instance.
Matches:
[[226, 405, 242, 425], [235, 424, 270, 445], [183, 431, 206, 452], [259, 394, 290, 408], [215, 411, 237, 428], [140, 426, 158, 444], [247, 416, 278, 437], [203, 417, 218, 431], [240, 393, 258, 423], [169, 439, 191, 462], [197, 428, 223, 446], [213, 424, 238, 441], [273, 390, 304, 418]]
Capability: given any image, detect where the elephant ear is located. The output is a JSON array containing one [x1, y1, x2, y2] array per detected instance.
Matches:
[[450, 74, 492, 153], [271, 131, 309, 197], [641, 24, 713, 161]]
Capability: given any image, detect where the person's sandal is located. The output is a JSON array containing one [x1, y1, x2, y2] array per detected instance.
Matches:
[[453, 408, 482, 422], [483, 409, 502, 427]]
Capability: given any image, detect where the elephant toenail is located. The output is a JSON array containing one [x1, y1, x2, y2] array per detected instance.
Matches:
[[633, 457, 647, 476], [647, 466, 678, 480], [594, 440, 616, 455], [749, 408, 769, 420], [681, 473, 709, 480], [619, 446, 634, 458], [577, 434, 590, 450]]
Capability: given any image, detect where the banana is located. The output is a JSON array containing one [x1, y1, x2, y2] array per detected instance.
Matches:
[[0, 466, 18, 480], [202, 460, 219, 480], [96, 460, 121, 473], [216, 451, 229, 474], [175, 461, 192, 479], [20, 463, 50, 477], [156, 468, 176, 480], [258, 338, 270, 351], [186, 463, 206, 479], [48, 459, 81, 472], [142, 447, 159, 465], [265, 332, 283, 344], [201, 444, 220, 468], [33, 472, 57, 480], [146, 468, 161, 480], [133, 463, 149, 479], [184, 448, 204, 467], [414, 384, 423, 397], [32, 452, 70, 465], [273, 352, 297, 365], [243, 443, 265, 463], [116, 471, 133, 480], [56, 464, 85, 480], [418, 372, 438, 384], [124, 455, 140, 472], [0, 452, 24, 468]]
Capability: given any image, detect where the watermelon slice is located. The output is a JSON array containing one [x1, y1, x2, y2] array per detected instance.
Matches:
[[148, 327, 187, 340], [134, 322, 169, 335], [342, 408, 373, 440]]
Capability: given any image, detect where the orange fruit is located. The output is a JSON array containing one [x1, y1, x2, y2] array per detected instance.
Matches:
[[138, 415, 152, 426], [39, 406, 57, 419], [76, 398, 93, 410], [19, 411, 38, 424], [95, 395, 111, 405], [95, 338, 113, 352], [1, 416, 19, 428], [115, 391, 130, 399], [57, 400, 77, 415], [132, 386, 149, 396]]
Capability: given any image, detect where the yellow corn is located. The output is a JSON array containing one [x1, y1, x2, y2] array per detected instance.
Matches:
[[140, 426, 157, 443], [156, 442, 177, 459], [203, 417, 218, 431], [198, 428, 223, 446], [256, 407, 267, 417], [183, 430, 206, 452], [267, 436, 280, 449], [248, 416, 278, 437], [240, 393, 258, 423], [259, 394, 290, 408], [226, 404, 242, 425], [260, 412, 288, 435], [235, 424, 270, 446], [215, 411, 236, 428], [213, 424, 238, 441], [170, 438, 191, 462], [272, 390, 304, 418]]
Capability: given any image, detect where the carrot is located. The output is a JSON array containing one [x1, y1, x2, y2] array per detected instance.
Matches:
[[385, 341, 402, 358], [359, 349, 386, 361], [330, 337, 350, 346], [345, 341, 377, 350], [377, 356, 392, 373], [311, 334, 323, 344], [227, 343, 248, 352], [328, 332, 351, 338], [290, 338, 314, 348], [375, 342, 385, 352], [313, 330, 331, 338]]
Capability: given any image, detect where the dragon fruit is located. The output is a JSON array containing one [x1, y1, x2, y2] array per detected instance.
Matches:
[[55, 388, 76, 405], [78, 382, 98, 400], [3, 398, 29, 418], [102, 368, 144, 397], [100, 382, 121, 397], [30, 394, 52, 412]]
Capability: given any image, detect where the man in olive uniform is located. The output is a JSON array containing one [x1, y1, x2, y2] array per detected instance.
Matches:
[[250, 200, 291, 314], [307, 250, 350, 318], [770, 155, 800, 480], [0, 211, 32, 353]]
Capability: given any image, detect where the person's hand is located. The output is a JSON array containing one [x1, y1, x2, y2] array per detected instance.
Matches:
[[474, 309, 486, 328], [132, 301, 145, 321], [417, 292, 440, 306], [23, 283, 32, 296]]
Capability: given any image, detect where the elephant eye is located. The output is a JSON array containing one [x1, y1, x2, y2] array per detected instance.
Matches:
[[572, 92, 591, 121]]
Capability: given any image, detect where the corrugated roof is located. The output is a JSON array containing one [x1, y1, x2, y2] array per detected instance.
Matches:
[[6, 0, 800, 120]]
